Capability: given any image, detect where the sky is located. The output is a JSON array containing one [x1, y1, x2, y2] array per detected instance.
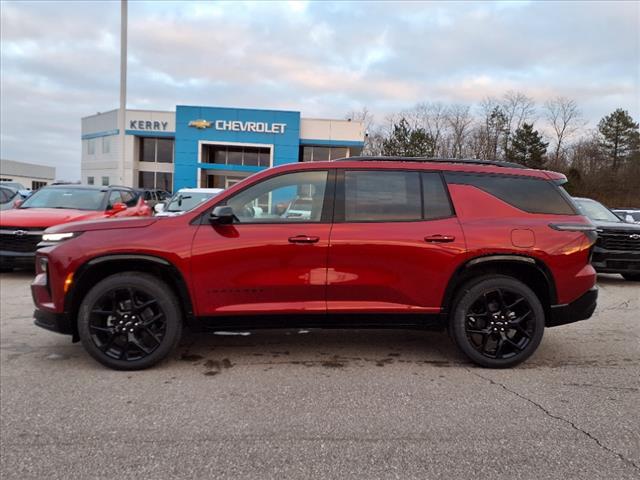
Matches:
[[1, 0, 639, 180]]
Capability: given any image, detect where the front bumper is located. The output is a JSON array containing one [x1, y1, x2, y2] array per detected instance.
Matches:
[[0, 251, 35, 269], [547, 287, 598, 327], [591, 248, 640, 274], [33, 308, 73, 335]]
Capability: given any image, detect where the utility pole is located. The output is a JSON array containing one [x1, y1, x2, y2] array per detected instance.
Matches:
[[118, 0, 128, 184]]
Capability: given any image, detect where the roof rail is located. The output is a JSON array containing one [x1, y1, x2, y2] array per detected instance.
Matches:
[[107, 184, 133, 189], [334, 156, 527, 169]]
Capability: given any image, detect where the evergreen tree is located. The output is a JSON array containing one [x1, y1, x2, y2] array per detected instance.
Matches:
[[381, 118, 436, 157], [506, 123, 548, 168], [597, 109, 640, 169]]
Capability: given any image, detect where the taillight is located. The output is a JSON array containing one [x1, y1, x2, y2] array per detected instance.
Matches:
[[549, 222, 598, 245]]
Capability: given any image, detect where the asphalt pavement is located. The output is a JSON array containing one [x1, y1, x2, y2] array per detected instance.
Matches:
[[0, 271, 638, 479]]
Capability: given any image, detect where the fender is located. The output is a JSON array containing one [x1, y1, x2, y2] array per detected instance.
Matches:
[[440, 254, 557, 313]]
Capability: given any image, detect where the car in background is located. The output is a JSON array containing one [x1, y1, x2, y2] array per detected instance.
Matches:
[[0, 184, 151, 270], [1, 185, 21, 211], [154, 188, 223, 216], [136, 189, 171, 209], [573, 197, 640, 281], [612, 208, 640, 224]]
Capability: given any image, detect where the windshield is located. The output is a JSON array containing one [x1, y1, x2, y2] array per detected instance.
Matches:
[[574, 198, 621, 222], [166, 192, 216, 212], [20, 188, 105, 211]]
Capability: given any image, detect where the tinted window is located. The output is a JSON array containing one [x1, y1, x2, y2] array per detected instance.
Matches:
[[422, 172, 453, 219], [107, 191, 123, 209], [226, 171, 328, 223], [574, 198, 621, 222], [20, 188, 105, 211], [120, 190, 137, 207], [345, 171, 421, 222], [444, 173, 576, 215]]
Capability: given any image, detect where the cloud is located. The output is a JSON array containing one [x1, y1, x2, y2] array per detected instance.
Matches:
[[1, 0, 638, 179]]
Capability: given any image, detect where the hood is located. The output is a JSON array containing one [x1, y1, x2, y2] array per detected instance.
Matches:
[[590, 219, 640, 231], [0, 207, 103, 228], [45, 216, 157, 234]]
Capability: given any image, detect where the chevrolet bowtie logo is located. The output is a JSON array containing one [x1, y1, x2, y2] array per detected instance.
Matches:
[[630, 234, 640, 240], [188, 119, 212, 129]]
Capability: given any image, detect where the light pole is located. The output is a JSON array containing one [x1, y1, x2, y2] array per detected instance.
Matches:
[[118, 0, 128, 185]]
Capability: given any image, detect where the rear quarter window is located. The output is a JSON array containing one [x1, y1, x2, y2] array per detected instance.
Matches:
[[444, 172, 576, 215]]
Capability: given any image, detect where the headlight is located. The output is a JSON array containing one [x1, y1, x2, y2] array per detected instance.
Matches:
[[42, 232, 78, 242]]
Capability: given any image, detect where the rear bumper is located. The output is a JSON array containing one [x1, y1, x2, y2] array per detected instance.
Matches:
[[547, 287, 598, 327]]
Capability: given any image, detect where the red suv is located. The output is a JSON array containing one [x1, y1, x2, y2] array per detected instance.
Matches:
[[0, 184, 151, 270], [31, 158, 598, 369]]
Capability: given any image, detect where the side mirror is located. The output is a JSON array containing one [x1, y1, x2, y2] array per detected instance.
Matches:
[[107, 202, 127, 215], [154, 202, 165, 214], [209, 206, 236, 225], [13, 199, 23, 208]]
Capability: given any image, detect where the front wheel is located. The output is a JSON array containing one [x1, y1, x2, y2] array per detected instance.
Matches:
[[78, 272, 182, 370], [449, 276, 545, 368]]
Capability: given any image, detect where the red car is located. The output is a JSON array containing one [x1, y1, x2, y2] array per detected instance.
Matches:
[[31, 158, 598, 370], [0, 184, 151, 270]]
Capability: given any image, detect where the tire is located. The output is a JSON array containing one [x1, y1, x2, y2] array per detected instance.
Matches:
[[622, 273, 640, 281], [449, 275, 545, 368], [78, 272, 182, 370]]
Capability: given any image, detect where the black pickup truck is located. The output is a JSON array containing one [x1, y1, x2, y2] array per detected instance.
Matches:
[[574, 197, 640, 281]]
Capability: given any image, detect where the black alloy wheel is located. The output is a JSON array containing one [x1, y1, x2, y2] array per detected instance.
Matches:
[[450, 276, 545, 368], [464, 288, 535, 360], [78, 273, 182, 370]]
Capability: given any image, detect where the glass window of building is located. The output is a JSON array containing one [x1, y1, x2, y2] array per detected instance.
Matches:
[[202, 145, 270, 168], [156, 172, 173, 192], [156, 138, 173, 163], [87, 139, 96, 155], [101, 176, 109, 186], [87, 176, 94, 185], [299, 146, 351, 162], [139, 171, 154, 189], [102, 136, 111, 154], [139, 137, 174, 163], [32, 181, 47, 190]]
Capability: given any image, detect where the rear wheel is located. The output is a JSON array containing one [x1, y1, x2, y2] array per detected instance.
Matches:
[[449, 276, 545, 368], [622, 273, 640, 281], [78, 272, 182, 370]]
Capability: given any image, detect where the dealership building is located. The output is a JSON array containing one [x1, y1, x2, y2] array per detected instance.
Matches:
[[81, 105, 365, 192]]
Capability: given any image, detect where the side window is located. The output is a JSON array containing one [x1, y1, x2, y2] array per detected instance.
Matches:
[[120, 190, 137, 207], [422, 172, 453, 219], [444, 172, 576, 215], [0, 188, 9, 203], [107, 190, 123, 209], [344, 171, 421, 222], [225, 171, 328, 223]]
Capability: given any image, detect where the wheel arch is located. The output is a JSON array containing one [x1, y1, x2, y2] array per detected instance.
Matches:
[[65, 254, 194, 341], [441, 254, 557, 320]]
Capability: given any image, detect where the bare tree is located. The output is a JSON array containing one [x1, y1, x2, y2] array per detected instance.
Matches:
[[413, 102, 448, 156], [446, 104, 473, 158], [500, 91, 536, 153], [346, 107, 378, 155], [544, 97, 586, 164]]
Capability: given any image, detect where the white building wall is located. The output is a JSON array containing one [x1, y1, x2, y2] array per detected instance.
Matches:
[[300, 118, 365, 142]]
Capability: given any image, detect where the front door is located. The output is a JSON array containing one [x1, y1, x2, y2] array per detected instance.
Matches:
[[190, 169, 334, 316], [327, 169, 466, 314]]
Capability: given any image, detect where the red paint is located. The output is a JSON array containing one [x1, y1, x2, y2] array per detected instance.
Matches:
[[32, 161, 596, 323]]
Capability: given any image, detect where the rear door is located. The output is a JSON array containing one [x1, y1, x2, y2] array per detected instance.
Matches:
[[327, 169, 466, 314]]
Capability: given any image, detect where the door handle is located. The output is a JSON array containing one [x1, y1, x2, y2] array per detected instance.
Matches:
[[288, 235, 320, 244], [424, 234, 455, 243]]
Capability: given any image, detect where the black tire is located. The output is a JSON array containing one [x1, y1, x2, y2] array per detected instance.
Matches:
[[449, 275, 545, 368], [621, 273, 640, 281], [78, 272, 182, 370]]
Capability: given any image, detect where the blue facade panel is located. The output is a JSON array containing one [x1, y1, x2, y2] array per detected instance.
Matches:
[[174, 105, 302, 190]]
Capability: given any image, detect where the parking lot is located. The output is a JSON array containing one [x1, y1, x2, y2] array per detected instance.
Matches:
[[0, 271, 638, 479]]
